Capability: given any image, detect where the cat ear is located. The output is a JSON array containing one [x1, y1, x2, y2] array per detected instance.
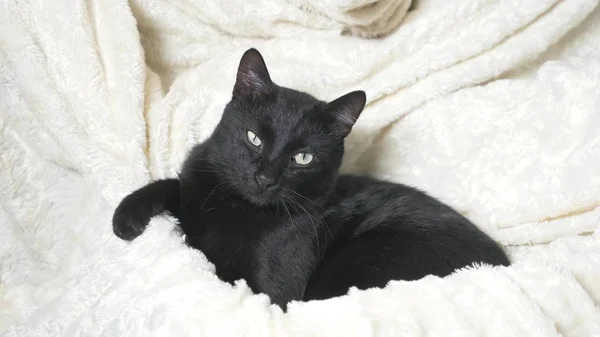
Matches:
[[233, 48, 274, 100], [324, 90, 366, 137]]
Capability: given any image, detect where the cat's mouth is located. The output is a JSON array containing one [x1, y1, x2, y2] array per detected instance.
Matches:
[[248, 195, 274, 206], [245, 187, 281, 206]]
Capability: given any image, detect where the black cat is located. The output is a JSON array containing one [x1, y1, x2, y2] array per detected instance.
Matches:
[[113, 48, 510, 309]]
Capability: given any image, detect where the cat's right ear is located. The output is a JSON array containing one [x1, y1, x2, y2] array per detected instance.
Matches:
[[233, 48, 274, 101], [325, 90, 366, 137]]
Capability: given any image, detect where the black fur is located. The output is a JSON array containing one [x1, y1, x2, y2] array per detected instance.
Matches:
[[113, 48, 510, 309]]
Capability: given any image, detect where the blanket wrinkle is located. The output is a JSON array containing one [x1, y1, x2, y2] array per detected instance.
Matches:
[[1, 0, 600, 336]]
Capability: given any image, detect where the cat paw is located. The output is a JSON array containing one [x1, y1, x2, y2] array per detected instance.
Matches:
[[112, 209, 148, 241]]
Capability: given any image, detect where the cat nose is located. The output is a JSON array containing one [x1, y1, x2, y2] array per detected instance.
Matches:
[[255, 173, 277, 188]]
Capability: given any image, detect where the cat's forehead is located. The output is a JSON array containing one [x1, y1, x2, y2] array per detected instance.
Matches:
[[274, 88, 321, 113], [252, 89, 323, 132], [269, 98, 317, 124], [260, 102, 321, 140]]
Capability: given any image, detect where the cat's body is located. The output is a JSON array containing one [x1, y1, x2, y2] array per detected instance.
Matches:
[[113, 48, 509, 310], [305, 175, 510, 300]]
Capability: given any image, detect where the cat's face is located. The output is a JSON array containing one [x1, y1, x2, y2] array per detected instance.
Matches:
[[206, 49, 366, 207]]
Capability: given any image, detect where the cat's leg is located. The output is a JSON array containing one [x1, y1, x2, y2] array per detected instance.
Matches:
[[251, 228, 321, 311], [112, 179, 180, 240]]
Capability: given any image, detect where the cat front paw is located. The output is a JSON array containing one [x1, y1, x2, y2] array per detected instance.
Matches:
[[112, 207, 149, 241]]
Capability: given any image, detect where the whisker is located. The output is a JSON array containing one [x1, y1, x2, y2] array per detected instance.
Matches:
[[289, 190, 332, 240], [282, 197, 312, 236], [200, 181, 228, 210], [287, 195, 321, 256]]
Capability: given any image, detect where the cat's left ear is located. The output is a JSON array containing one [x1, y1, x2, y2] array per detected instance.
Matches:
[[324, 90, 366, 137], [233, 48, 274, 101]]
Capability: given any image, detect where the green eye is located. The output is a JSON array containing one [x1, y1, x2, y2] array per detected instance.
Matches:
[[246, 130, 262, 147], [292, 152, 314, 165]]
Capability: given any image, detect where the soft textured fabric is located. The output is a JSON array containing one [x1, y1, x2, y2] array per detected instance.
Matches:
[[1, 0, 599, 336]]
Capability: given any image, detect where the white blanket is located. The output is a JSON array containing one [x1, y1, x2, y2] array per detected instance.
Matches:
[[1, 0, 600, 336]]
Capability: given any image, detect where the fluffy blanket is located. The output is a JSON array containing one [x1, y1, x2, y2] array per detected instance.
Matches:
[[1, 0, 599, 336]]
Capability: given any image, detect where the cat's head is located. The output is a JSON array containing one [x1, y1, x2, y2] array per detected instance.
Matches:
[[205, 48, 366, 206]]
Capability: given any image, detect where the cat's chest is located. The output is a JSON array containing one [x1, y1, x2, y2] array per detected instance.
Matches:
[[181, 202, 280, 255]]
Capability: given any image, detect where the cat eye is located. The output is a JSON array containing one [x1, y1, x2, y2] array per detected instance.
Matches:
[[292, 152, 314, 165], [246, 130, 262, 147]]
